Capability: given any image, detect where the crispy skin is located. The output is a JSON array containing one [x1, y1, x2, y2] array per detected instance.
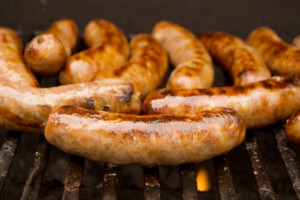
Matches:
[[59, 19, 129, 84], [286, 110, 300, 145], [248, 27, 300, 76], [143, 76, 300, 129], [93, 34, 168, 98], [45, 106, 245, 165], [24, 19, 78, 76], [0, 79, 141, 134], [293, 35, 300, 48], [0, 27, 39, 87], [152, 21, 213, 89], [198, 32, 271, 85]]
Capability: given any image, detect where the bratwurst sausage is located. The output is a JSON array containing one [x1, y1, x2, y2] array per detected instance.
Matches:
[[93, 34, 168, 98], [59, 19, 129, 84], [152, 21, 214, 89], [24, 19, 78, 76], [45, 106, 245, 165], [285, 110, 300, 145], [143, 76, 300, 129], [198, 32, 271, 85], [248, 27, 300, 76]]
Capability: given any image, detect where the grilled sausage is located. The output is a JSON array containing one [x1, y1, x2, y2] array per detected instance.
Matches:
[[285, 110, 300, 145], [143, 76, 300, 129], [198, 32, 271, 85], [59, 19, 129, 84], [152, 21, 214, 89], [24, 19, 78, 76], [248, 27, 300, 76], [0, 27, 39, 87], [293, 35, 300, 48], [0, 78, 141, 134], [93, 34, 168, 98], [45, 106, 245, 165]]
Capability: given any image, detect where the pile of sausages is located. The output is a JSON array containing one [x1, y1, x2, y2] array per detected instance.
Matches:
[[0, 19, 300, 166]]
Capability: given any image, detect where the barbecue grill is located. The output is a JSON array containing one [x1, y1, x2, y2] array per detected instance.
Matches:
[[0, 0, 300, 199]]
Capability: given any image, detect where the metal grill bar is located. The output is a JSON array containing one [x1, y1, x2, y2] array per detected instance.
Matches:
[[20, 135, 51, 200], [179, 164, 198, 200], [62, 155, 85, 200], [0, 131, 21, 192], [213, 155, 236, 200], [245, 133, 276, 200], [144, 166, 160, 200], [275, 127, 300, 200], [102, 165, 118, 200]]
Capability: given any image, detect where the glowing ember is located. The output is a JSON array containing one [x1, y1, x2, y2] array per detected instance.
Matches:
[[196, 168, 211, 192]]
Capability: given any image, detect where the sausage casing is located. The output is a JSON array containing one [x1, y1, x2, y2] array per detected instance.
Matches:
[[198, 32, 271, 85], [93, 34, 168, 98], [285, 110, 300, 145], [293, 35, 300, 49], [0, 27, 39, 87], [152, 21, 214, 89], [143, 76, 300, 129], [0, 78, 141, 134], [59, 19, 129, 84], [45, 106, 245, 165], [24, 19, 78, 76], [248, 27, 300, 76]]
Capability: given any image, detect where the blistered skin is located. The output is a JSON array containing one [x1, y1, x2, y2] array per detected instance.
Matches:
[[286, 110, 300, 145], [143, 76, 300, 129], [0, 27, 39, 87], [152, 21, 213, 89], [198, 32, 271, 85], [94, 34, 168, 98], [45, 106, 245, 165], [293, 35, 300, 48], [248, 27, 300, 76], [24, 19, 78, 76], [59, 19, 129, 84], [0, 79, 141, 134]]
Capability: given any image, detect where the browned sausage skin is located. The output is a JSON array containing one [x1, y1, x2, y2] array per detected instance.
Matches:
[[286, 110, 300, 145], [59, 19, 129, 84], [24, 19, 78, 76], [143, 76, 300, 129], [198, 32, 271, 85], [152, 21, 214, 89], [248, 27, 300, 76], [45, 106, 245, 165], [93, 34, 168, 98], [0, 27, 39, 87]]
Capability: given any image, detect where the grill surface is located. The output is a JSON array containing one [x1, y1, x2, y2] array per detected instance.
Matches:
[[0, 0, 300, 199]]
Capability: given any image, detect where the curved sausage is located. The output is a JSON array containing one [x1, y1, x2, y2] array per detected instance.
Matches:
[[248, 27, 300, 76], [0, 78, 141, 134], [93, 34, 168, 98], [143, 76, 300, 129], [285, 110, 300, 145], [45, 106, 245, 165], [293, 35, 300, 48], [198, 32, 271, 85], [59, 19, 129, 84], [152, 21, 214, 89], [24, 19, 78, 76], [0, 27, 39, 87]]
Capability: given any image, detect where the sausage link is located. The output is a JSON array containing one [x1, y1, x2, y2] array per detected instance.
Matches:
[[198, 32, 271, 85], [293, 35, 300, 48], [24, 19, 78, 76], [286, 110, 300, 145], [152, 21, 214, 89], [93, 34, 168, 98], [143, 76, 300, 129], [59, 19, 129, 84], [0, 78, 141, 134], [45, 106, 245, 165], [0, 27, 39, 87], [248, 27, 300, 76]]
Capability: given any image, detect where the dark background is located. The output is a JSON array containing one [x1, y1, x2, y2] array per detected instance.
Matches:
[[0, 0, 300, 199]]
